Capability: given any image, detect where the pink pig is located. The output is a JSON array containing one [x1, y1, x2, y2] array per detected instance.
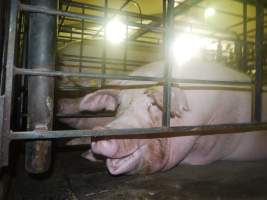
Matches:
[[61, 60, 267, 175]]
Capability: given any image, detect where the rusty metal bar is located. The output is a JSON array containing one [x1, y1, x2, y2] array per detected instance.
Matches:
[[25, 0, 56, 174]]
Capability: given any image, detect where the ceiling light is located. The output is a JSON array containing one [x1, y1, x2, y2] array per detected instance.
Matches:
[[204, 7, 216, 18], [106, 18, 127, 44]]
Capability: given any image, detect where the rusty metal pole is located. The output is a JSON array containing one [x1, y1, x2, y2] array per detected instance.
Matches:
[[25, 0, 56, 173]]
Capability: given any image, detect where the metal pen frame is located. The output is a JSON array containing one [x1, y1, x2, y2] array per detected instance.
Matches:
[[0, 0, 265, 169]]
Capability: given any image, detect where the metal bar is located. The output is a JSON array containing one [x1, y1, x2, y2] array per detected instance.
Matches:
[[93, 0, 132, 38], [58, 0, 71, 34], [58, 34, 162, 47], [233, 0, 267, 8], [25, 0, 56, 174], [101, 0, 108, 87], [15, 67, 163, 81], [130, 0, 202, 40], [60, 0, 160, 22], [1, 0, 18, 167], [79, 5, 85, 73], [58, 64, 133, 73], [14, 67, 253, 86], [0, 0, 5, 69], [123, 16, 129, 72], [225, 13, 267, 31], [18, 3, 163, 32], [162, 0, 174, 128], [56, 111, 116, 118], [253, 0, 264, 122], [59, 54, 146, 66], [10, 122, 267, 140], [242, 0, 248, 71]]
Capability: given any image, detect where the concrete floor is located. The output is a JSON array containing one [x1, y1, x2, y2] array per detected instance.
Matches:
[[7, 147, 267, 200]]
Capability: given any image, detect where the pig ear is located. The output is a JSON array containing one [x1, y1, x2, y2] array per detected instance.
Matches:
[[145, 86, 190, 118], [79, 89, 120, 112]]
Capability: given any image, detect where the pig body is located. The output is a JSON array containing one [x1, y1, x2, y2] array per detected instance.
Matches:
[[57, 40, 161, 87], [62, 60, 267, 175]]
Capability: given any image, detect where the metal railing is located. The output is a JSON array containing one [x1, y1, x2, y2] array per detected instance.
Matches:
[[0, 0, 266, 170]]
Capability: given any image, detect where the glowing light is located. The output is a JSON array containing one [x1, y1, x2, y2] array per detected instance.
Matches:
[[204, 7, 216, 18], [106, 18, 127, 44], [172, 33, 207, 65]]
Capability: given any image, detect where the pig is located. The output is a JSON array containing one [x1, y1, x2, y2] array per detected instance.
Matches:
[[61, 59, 267, 175], [57, 97, 114, 130]]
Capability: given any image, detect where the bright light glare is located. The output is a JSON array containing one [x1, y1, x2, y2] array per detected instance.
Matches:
[[204, 7, 216, 18], [106, 18, 127, 44], [172, 33, 206, 65]]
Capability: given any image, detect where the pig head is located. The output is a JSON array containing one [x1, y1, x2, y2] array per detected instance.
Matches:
[[78, 87, 193, 174]]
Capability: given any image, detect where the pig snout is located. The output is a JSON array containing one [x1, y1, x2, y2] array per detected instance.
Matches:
[[91, 126, 123, 158], [91, 126, 171, 174]]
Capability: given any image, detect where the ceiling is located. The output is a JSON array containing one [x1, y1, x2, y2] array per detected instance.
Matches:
[[58, 0, 267, 45]]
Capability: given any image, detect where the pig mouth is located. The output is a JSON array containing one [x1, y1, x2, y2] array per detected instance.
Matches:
[[106, 147, 143, 175]]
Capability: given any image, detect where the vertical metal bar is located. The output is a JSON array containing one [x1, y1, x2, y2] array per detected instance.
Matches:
[[79, 5, 85, 73], [235, 39, 242, 69], [0, 0, 4, 68], [162, 0, 174, 128], [101, 0, 108, 87], [123, 16, 128, 72], [242, 0, 247, 71], [1, 0, 18, 167], [163, 0, 167, 27], [58, 0, 71, 34], [253, 0, 264, 122], [25, 0, 56, 173]]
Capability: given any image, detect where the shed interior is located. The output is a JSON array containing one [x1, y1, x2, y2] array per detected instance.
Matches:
[[1, 0, 267, 199]]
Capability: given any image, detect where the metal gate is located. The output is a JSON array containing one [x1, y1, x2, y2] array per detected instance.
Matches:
[[0, 0, 266, 173]]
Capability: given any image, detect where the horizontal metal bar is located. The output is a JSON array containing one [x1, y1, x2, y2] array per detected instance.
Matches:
[[15, 67, 254, 86], [62, 1, 161, 22], [9, 122, 267, 140], [19, 2, 163, 32], [15, 67, 163, 81], [56, 112, 116, 118], [60, 54, 148, 66], [172, 78, 253, 86]]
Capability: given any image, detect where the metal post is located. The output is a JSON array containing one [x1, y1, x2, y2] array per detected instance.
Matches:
[[242, 0, 247, 72], [101, 0, 108, 87], [123, 16, 128, 72], [162, 0, 174, 128], [253, 0, 264, 122], [0, 0, 4, 68], [1, 0, 18, 167], [79, 5, 85, 73], [25, 0, 56, 173]]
